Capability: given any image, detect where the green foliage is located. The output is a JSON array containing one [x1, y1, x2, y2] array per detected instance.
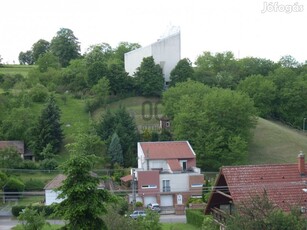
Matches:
[[135, 56, 164, 97], [237, 75, 277, 117], [24, 179, 45, 191], [19, 50, 34, 65], [202, 215, 219, 230], [18, 207, 48, 230], [56, 142, 112, 230], [12, 205, 57, 218], [108, 132, 124, 166], [31, 95, 64, 159], [0, 170, 8, 187], [0, 147, 22, 169], [4, 177, 25, 196], [186, 209, 205, 228], [91, 76, 110, 107], [29, 83, 49, 102], [136, 210, 162, 230], [32, 39, 50, 63], [50, 28, 81, 67], [40, 158, 58, 170], [135, 201, 143, 207], [170, 58, 194, 86], [12, 205, 27, 217], [36, 52, 60, 72]]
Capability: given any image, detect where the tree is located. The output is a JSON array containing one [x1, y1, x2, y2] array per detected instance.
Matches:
[[18, 51, 34, 65], [36, 52, 60, 72], [226, 191, 305, 230], [0, 147, 22, 169], [87, 61, 109, 87], [56, 152, 112, 229], [31, 95, 64, 160], [84, 43, 113, 66], [108, 132, 123, 166], [279, 55, 300, 68], [18, 207, 48, 230], [135, 56, 164, 96], [170, 58, 194, 86], [32, 39, 50, 63], [237, 75, 277, 118], [112, 42, 141, 65], [50, 28, 80, 67], [91, 77, 110, 107]]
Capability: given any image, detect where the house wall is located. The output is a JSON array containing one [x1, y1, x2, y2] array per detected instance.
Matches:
[[45, 190, 64, 205], [189, 174, 205, 194], [124, 32, 181, 84], [138, 170, 160, 195], [160, 173, 189, 192]]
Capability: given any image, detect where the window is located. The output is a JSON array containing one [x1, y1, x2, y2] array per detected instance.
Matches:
[[142, 184, 157, 189], [162, 180, 171, 192], [191, 183, 203, 188]]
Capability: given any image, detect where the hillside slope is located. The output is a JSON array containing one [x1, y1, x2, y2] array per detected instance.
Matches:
[[248, 117, 307, 165]]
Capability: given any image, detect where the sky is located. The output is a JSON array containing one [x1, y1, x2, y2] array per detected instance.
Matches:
[[0, 0, 306, 64]]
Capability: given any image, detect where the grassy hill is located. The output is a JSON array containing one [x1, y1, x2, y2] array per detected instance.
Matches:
[[248, 117, 307, 165], [0, 64, 35, 77]]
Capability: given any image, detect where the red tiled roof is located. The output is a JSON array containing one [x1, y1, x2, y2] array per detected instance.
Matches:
[[215, 163, 307, 211], [139, 141, 195, 159], [121, 174, 133, 182], [167, 159, 182, 171]]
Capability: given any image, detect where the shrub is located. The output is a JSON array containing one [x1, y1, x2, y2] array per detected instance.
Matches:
[[5, 177, 25, 192], [12, 205, 57, 218], [186, 209, 205, 228], [18, 160, 39, 170], [12, 205, 27, 217], [29, 84, 49, 102], [25, 179, 45, 191], [40, 158, 58, 170], [135, 201, 143, 208]]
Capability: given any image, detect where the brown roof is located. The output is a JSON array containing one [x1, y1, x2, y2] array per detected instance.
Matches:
[[44, 174, 66, 190], [0, 141, 24, 154], [206, 163, 307, 213], [167, 159, 182, 171], [139, 141, 195, 159], [120, 174, 133, 182]]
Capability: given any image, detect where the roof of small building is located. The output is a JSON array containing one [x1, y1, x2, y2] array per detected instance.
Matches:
[[167, 159, 182, 171], [205, 162, 307, 213], [0, 141, 24, 154], [139, 141, 196, 159], [120, 174, 133, 182]]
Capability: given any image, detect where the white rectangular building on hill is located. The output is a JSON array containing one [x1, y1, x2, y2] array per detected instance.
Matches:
[[124, 31, 181, 86]]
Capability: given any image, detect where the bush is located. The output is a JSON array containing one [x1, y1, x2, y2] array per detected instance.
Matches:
[[25, 179, 45, 191], [40, 158, 58, 170], [135, 201, 143, 208], [18, 160, 39, 170], [29, 84, 49, 102], [12, 205, 57, 218], [12, 205, 27, 217], [5, 177, 25, 192], [186, 209, 205, 228]]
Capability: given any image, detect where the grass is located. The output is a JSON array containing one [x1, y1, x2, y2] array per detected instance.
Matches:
[[161, 223, 200, 230], [13, 224, 62, 230], [0, 65, 35, 77], [248, 117, 307, 165]]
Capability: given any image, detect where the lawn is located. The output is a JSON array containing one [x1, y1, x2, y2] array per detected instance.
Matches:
[[161, 223, 200, 230], [13, 224, 62, 230], [248, 117, 307, 165], [0, 65, 35, 77]]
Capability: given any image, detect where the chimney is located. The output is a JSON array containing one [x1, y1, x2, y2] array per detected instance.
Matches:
[[298, 151, 305, 175]]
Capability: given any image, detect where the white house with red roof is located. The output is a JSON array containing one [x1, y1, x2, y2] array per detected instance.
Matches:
[[205, 151, 307, 228], [127, 141, 204, 209]]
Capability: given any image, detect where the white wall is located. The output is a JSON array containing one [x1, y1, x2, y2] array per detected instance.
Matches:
[[160, 173, 189, 192], [124, 32, 181, 83], [45, 190, 64, 205]]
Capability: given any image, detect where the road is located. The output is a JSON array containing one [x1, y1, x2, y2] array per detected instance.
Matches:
[[0, 215, 186, 229]]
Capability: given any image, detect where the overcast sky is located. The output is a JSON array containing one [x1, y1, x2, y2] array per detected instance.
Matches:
[[0, 0, 306, 64]]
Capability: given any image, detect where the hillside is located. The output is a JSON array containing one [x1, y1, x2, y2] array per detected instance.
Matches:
[[248, 117, 307, 165]]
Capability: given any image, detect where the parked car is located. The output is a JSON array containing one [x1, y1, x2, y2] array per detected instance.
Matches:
[[147, 203, 161, 212], [129, 210, 146, 219]]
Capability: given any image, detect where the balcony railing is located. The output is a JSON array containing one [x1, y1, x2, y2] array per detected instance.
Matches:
[[163, 186, 171, 192], [211, 207, 228, 225]]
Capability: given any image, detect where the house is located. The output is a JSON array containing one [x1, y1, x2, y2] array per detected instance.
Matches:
[[123, 141, 204, 209], [0, 141, 34, 160], [205, 151, 307, 228], [44, 173, 105, 205], [124, 30, 181, 87]]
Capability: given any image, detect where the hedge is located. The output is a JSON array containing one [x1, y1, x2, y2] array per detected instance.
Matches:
[[186, 209, 205, 228], [12, 205, 57, 217]]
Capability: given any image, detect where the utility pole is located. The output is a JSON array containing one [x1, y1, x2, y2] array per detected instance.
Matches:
[[132, 168, 136, 210]]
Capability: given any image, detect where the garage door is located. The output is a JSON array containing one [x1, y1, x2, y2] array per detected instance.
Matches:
[[160, 195, 173, 207], [144, 196, 157, 206]]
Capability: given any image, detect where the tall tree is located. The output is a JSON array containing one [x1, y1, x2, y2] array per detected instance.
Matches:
[[91, 77, 110, 107], [31, 95, 64, 159], [31, 39, 50, 63], [36, 52, 60, 72], [108, 132, 123, 166], [56, 152, 111, 230], [50, 28, 80, 67], [170, 58, 194, 86], [18, 51, 34, 65], [135, 56, 164, 97]]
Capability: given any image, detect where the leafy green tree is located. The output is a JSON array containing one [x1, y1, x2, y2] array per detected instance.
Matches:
[[56, 152, 112, 230], [91, 77, 110, 107], [108, 132, 124, 166], [18, 207, 48, 230], [170, 58, 194, 86], [87, 61, 109, 87], [18, 51, 34, 65], [112, 42, 141, 65], [31, 95, 64, 160], [136, 210, 162, 230], [237, 75, 277, 118], [0, 147, 22, 169], [50, 28, 81, 67], [31, 39, 50, 63], [36, 52, 60, 72], [135, 56, 164, 96], [279, 55, 300, 68], [85, 43, 113, 65]]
